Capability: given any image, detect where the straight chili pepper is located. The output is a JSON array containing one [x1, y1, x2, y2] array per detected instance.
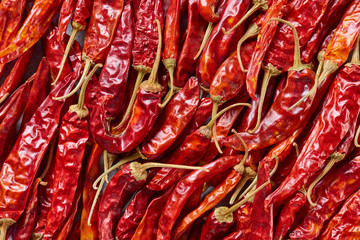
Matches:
[[319, 188, 360, 240], [57, 0, 77, 47], [0, 69, 79, 237], [266, 42, 360, 208], [0, 0, 63, 63]]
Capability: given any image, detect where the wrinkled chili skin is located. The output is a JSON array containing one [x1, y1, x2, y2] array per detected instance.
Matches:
[[58, 0, 77, 46], [83, 0, 125, 63], [132, 0, 163, 68], [146, 128, 211, 191], [0, 71, 78, 222], [173, 167, 242, 239], [246, 0, 287, 100], [0, 0, 63, 63], [43, 111, 89, 240], [115, 188, 154, 240], [0, 81, 31, 164], [90, 89, 161, 154], [141, 77, 200, 160], [324, 0, 360, 67], [301, 0, 352, 63], [0, 47, 34, 103], [289, 154, 360, 239], [274, 192, 306, 240], [6, 179, 41, 240], [132, 187, 174, 240], [73, 0, 93, 26], [320, 188, 360, 240], [223, 202, 253, 240], [163, 0, 180, 61], [98, 163, 146, 240], [175, 0, 207, 87], [263, 0, 330, 72], [201, 210, 234, 240], [210, 40, 255, 102], [266, 64, 360, 208], [95, 0, 134, 120], [157, 155, 242, 240], [224, 68, 315, 151], [197, 0, 248, 89], [80, 144, 102, 240], [198, 0, 219, 22]]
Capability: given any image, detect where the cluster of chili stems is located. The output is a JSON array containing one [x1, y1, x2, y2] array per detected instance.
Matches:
[[0, 0, 359, 239]]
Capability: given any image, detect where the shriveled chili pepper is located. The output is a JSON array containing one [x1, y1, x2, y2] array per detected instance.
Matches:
[[319, 188, 360, 239], [0, 69, 79, 237], [57, 0, 77, 47], [222, 202, 253, 240], [140, 77, 200, 160], [0, 47, 34, 104], [266, 45, 360, 208], [115, 187, 155, 240], [80, 143, 102, 239], [289, 153, 360, 239], [0, 0, 63, 63], [174, 0, 207, 89]]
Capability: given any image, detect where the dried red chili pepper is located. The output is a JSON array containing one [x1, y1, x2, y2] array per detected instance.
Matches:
[[57, 0, 77, 46], [288, 153, 360, 239], [222, 202, 253, 240], [140, 77, 200, 160], [175, 0, 207, 89], [266, 45, 360, 208], [0, 70, 79, 237], [319, 188, 360, 239], [0, 47, 34, 104], [0, 0, 63, 63]]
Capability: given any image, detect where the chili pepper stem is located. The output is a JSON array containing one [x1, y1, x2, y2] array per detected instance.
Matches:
[[237, 23, 260, 72], [194, 22, 213, 60], [232, 129, 249, 166], [53, 22, 85, 86], [222, 0, 268, 35], [53, 57, 92, 101], [293, 142, 299, 157], [211, 100, 222, 154], [355, 125, 360, 147], [31, 233, 43, 240], [207, 103, 252, 129], [0, 93, 9, 105], [215, 181, 270, 224], [248, 64, 280, 133], [160, 58, 176, 108], [306, 152, 345, 206], [230, 167, 256, 204], [0, 218, 16, 240]]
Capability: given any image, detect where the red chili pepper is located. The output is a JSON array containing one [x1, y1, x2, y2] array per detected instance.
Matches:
[[319, 188, 360, 239], [140, 77, 200, 160], [0, 0, 63, 63], [0, 47, 34, 104], [266, 46, 360, 208], [115, 188, 155, 240], [198, 0, 220, 22], [289, 152, 360, 239], [175, 0, 207, 88], [222, 202, 253, 240], [58, 0, 77, 46], [157, 155, 242, 239], [0, 70, 79, 235]]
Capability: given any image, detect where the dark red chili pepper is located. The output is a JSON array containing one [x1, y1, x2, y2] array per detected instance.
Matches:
[[0, 69, 79, 236], [289, 153, 360, 239], [175, 0, 207, 88], [157, 155, 242, 239], [115, 188, 155, 240], [222, 202, 253, 240], [58, 0, 77, 46], [0, 47, 34, 104], [80, 143, 102, 240], [266, 47, 360, 208], [0, 0, 63, 63], [140, 77, 200, 160], [319, 188, 360, 240], [198, 0, 220, 22]]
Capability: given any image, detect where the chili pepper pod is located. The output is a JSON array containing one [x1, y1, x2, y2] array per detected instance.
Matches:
[[319, 188, 360, 240], [57, 0, 77, 48], [0, 0, 63, 64], [222, 202, 253, 240], [140, 77, 200, 160], [0, 69, 80, 238]]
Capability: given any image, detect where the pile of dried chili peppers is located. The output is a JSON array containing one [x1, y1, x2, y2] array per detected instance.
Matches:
[[0, 0, 360, 239]]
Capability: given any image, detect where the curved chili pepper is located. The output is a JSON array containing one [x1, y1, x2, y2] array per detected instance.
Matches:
[[319, 188, 360, 240], [140, 77, 200, 160], [198, 0, 220, 22], [80, 144, 102, 240], [157, 155, 242, 239], [175, 0, 207, 88], [222, 202, 253, 240], [196, 0, 248, 89], [0, 0, 62, 63], [0, 47, 34, 104], [289, 153, 360, 239], [0, 70, 79, 236], [266, 52, 360, 208]]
